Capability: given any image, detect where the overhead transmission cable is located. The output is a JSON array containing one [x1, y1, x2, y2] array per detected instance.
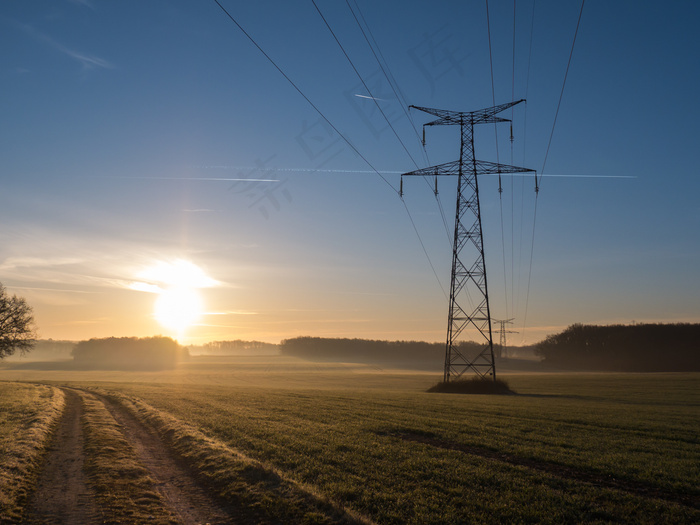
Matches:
[[510, 0, 517, 319], [311, 0, 421, 172], [521, 0, 586, 336], [346, 0, 428, 165], [344, 0, 452, 245], [311, 0, 448, 297], [211, 0, 397, 194], [515, 0, 537, 333], [486, 0, 511, 321], [211, 0, 448, 298], [538, 0, 585, 188]]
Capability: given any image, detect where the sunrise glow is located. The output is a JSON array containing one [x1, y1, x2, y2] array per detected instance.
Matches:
[[127, 259, 218, 340], [154, 287, 203, 337]]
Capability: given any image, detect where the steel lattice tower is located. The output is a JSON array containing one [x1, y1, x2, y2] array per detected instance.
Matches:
[[401, 100, 534, 382], [493, 318, 518, 358]]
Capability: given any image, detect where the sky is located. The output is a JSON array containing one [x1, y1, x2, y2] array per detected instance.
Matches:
[[1, 0, 699, 346]]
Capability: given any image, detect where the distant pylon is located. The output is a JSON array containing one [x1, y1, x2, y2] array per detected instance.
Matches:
[[493, 318, 518, 358], [401, 101, 535, 382]]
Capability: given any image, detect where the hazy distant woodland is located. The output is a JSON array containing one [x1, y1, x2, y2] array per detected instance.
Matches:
[[279, 336, 536, 368], [535, 323, 700, 371], [4, 323, 698, 373], [187, 339, 279, 356], [71, 336, 187, 370], [3, 339, 75, 361]]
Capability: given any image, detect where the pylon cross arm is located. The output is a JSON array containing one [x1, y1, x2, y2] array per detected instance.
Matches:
[[409, 99, 526, 127], [474, 160, 535, 175]]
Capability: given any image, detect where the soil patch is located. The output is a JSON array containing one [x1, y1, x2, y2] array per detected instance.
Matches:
[[97, 393, 235, 525], [24, 389, 100, 524]]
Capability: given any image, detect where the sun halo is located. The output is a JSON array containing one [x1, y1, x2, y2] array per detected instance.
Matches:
[[133, 259, 217, 341], [154, 287, 203, 337]]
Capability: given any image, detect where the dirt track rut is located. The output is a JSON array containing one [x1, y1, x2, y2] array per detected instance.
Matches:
[[25, 389, 99, 524], [99, 393, 233, 524], [24, 388, 235, 524]]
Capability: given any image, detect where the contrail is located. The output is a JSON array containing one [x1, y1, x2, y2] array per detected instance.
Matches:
[[500, 173, 636, 179], [193, 166, 404, 174], [195, 166, 635, 179], [91, 176, 280, 182], [92, 170, 635, 180], [354, 94, 387, 101]]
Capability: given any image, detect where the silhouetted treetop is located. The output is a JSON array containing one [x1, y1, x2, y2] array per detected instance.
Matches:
[[535, 323, 700, 371], [72, 336, 187, 370], [0, 283, 36, 359]]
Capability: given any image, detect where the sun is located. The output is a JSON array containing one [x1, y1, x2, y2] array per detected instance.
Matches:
[[131, 259, 218, 340], [154, 287, 203, 336]]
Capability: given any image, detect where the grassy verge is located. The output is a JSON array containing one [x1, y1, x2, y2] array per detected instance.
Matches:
[[77, 389, 178, 524], [93, 374, 700, 524], [0, 382, 64, 522], [96, 389, 373, 524]]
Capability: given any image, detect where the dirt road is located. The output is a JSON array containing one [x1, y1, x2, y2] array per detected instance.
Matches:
[[24, 388, 234, 525], [25, 389, 99, 524]]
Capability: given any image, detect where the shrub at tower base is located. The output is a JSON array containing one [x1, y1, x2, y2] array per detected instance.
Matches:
[[428, 377, 515, 395], [72, 336, 188, 370], [535, 323, 700, 372]]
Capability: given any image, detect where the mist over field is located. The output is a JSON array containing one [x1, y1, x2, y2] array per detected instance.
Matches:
[[5, 322, 698, 374]]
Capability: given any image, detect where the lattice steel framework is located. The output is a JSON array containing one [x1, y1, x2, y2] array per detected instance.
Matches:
[[401, 100, 534, 382], [494, 318, 518, 358]]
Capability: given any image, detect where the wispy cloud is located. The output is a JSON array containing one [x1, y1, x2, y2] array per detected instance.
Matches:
[[204, 311, 259, 316], [0, 256, 84, 271], [20, 23, 113, 70], [127, 282, 162, 294]]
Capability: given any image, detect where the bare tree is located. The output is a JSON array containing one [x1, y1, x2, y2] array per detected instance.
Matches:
[[0, 283, 36, 359]]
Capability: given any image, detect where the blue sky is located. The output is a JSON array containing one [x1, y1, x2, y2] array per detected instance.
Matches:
[[1, 0, 698, 345]]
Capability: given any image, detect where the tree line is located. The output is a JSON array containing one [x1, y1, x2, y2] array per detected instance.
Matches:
[[279, 336, 487, 364], [535, 323, 700, 371], [188, 339, 279, 355], [72, 336, 188, 370]]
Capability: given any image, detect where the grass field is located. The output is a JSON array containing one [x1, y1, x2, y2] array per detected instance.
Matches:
[[0, 382, 63, 522], [1, 356, 698, 523]]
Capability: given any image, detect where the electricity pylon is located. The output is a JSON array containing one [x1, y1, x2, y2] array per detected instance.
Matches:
[[401, 100, 534, 382], [493, 318, 518, 358]]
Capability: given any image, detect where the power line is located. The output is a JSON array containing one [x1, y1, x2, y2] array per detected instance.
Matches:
[[311, 0, 420, 171], [211, 0, 448, 301], [343, 0, 452, 245], [538, 0, 586, 190], [522, 0, 586, 338], [486, 0, 510, 320], [309, 0, 453, 290], [401, 199, 448, 299], [516, 0, 537, 328], [211, 0, 398, 194], [345, 0, 427, 164], [510, 0, 517, 318]]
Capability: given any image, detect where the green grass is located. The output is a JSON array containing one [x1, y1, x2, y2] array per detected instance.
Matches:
[[88, 368, 699, 524], [0, 382, 64, 522], [2, 358, 699, 523], [78, 389, 178, 524], [104, 391, 371, 524]]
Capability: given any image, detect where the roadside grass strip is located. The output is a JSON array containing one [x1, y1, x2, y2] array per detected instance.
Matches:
[[77, 389, 178, 524], [96, 389, 374, 525], [91, 377, 700, 524], [0, 382, 64, 522]]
